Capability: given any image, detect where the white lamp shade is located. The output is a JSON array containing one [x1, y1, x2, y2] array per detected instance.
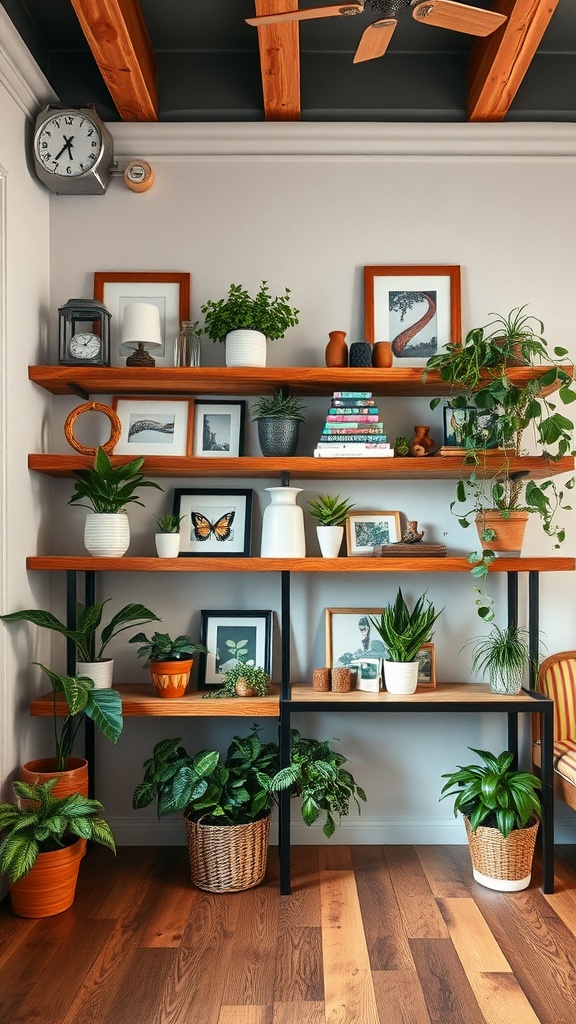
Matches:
[[121, 303, 162, 349]]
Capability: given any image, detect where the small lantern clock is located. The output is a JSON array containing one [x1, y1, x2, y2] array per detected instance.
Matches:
[[58, 298, 111, 366]]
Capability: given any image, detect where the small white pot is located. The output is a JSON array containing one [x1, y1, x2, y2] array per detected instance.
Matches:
[[316, 525, 344, 558], [84, 513, 130, 558], [76, 659, 114, 689], [383, 660, 419, 694], [155, 533, 181, 558], [225, 329, 267, 367]]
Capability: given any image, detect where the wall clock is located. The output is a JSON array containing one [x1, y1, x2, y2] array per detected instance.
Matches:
[[33, 105, 115, 195]]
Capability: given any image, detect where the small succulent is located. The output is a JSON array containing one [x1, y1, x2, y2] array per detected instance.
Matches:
[[252, 390, 307, 421], [394, 435, 410, 457], [308, 493, 355, 527], [154, 513, 184, 534], [203, 662, 272, 699], [129, 630, 207, 663]]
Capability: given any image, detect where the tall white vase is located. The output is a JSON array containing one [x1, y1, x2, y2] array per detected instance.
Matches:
[[261, 487, 306, 558]]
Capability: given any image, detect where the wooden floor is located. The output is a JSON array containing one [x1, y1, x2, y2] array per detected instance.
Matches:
[[2, 843, 576, 1024]]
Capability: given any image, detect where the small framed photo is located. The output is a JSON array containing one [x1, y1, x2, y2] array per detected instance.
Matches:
[[416, 643, 436, 691], [193, 400, 246, 458], [351, 656, 383, 693], [345, 511, 401, 556], [443, 403, 476, 448], [443, 403, 500, 449], [173, 488, 253, 557], [326, 608, 386, 668], [364, 265, 461, 365], [198, 609, 273, 689], [94, 271, 190, 367], [111, 396, 194, 456]]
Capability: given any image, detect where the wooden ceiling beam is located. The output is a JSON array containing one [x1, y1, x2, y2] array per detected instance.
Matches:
[[69, 0, 158, 121], [254, 0, 301, 120], [468, 0, 561, 122]]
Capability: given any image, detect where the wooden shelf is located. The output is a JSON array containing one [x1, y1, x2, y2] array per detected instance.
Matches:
[[287, 682, 543, 706], [30, 684, 280, 718], [28, 364, 573, 399]]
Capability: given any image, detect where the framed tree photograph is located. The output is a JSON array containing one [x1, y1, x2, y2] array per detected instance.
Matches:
[[93, 271, 190, 367], [364, 265, 461, 365], [173, 488, 253, 557], [345, 511, 401, 556], [111, 396, 194, 455], [193, 400, 246, 457], [197, 609, 273, 688], [326, 608, 386, 668]]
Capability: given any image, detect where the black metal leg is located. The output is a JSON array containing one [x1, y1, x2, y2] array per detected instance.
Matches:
[[507, 571, 519, 630], [541, 703, 555, 893], [279, 706, 291, 895], [507, 712, 519, 767], [529, 571, 540, 689]]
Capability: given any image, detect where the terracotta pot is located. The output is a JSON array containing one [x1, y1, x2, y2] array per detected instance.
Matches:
[[20, 757, 89, 798], [325, 330, 348, 367], [149, 659, 193, 698], [9, 838, 84, 917], [475, 511, 529, 555], [235, 678, 256, 697], [372, 341, 393, 368], [410, 425, 435, 457]]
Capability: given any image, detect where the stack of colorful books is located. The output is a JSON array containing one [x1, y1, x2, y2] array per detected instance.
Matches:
[[313, 391, 392, 458]]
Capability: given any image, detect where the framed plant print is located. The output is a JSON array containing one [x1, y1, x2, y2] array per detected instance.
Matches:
[[111, 396, 194, 455], [416, 643, 436, 691], [443, 403, 499, 449], [93, 271, 190, 367], [364, 265, 461, 365], [197, 609, 273, 688], [326, 608, 386, 668], [193, 400, 246, 457], [173, 488, 253, 557], [345, 511, 401, 556]]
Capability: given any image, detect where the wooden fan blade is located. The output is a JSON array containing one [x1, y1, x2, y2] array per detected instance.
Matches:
[[411, 1, 507, 37], [353, 19, 396, 63], [246, 3, 364, 27]]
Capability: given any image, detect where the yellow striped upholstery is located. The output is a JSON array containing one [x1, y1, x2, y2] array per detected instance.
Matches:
[[533, 652, 576, 811]]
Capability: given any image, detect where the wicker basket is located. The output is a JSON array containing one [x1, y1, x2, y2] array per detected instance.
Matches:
[[184, 812, 271, 892], [464, 815, 539, 891]]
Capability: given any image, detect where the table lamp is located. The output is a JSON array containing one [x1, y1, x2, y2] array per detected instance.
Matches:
[[122, 302, 162, 367]]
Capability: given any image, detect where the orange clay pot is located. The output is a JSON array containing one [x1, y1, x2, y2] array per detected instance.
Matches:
[[9, 839, 84, 918], [149, 659, 193, 698], [20, 757, 89, 798], [325, 330, 348, 367], [475, 511, 529, 555]]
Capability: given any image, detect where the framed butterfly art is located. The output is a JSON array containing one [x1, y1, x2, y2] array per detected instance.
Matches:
[[173, 487, 253, 556]]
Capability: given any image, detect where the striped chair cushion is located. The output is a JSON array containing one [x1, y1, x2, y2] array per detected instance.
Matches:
[[537, 653, 576, 741], [533, 739, 576, 789]]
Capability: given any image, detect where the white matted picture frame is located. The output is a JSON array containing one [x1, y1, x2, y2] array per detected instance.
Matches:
[[93, 271, 190, 367], [416, 643, 436, 691], [345, 511, 401, 556], [326, 608, 386, 668], [193, 400, 246, 457], [111, 396, 194, 456], [351, 656, 383, 693], [173, 487, 253, 557], [198, 609, 273, 689], [364, 265, 461, 365]]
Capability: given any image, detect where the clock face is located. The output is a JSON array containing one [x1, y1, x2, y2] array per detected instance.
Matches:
[[69, 332, 102, 360], [34, 111, 103, 178]]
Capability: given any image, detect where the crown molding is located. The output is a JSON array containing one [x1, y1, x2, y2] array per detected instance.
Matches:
[[0, 8, 57, 118]]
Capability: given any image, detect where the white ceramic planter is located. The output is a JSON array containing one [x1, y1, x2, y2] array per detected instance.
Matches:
[[155, 533, 181, 557], [383, 660, 419, 694], [225, 329, 267, 367], [316, 525, 344, 558], [84, 513, 130, 558], [76, 659, 114, 689]]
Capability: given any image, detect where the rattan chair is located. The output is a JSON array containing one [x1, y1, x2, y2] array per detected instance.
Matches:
[[533, 651, 576, 812]]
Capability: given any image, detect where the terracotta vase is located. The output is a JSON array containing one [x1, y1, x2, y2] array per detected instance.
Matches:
[[372, 341, 393, 368], [149, 659, 193, 698], [410, 425, 435, 456], [325, 330, 348, 367], [475, 511, 529, 555], [20, 757, 89, 798], [9, 839, 84, 918]]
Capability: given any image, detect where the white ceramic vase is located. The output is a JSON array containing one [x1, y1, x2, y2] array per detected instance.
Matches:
[[261, 487, 306, 558], [316, 525, 344, 558], [225, 329, 267, 367], [84, 513, 130, 557], [383, 660, 419, 694], [76, 659, 114, 689], [155, 533, 181, 557]]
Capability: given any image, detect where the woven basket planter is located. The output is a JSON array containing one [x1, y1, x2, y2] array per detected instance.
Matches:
[[184, 812, 271, 892], [464, 815, 539, 891]]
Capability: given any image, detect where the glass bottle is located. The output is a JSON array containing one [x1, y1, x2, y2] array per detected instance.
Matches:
[[175, 321, 201, 367]]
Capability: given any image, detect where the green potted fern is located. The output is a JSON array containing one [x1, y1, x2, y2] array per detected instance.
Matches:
[[252, 390, 307, 456], [200, 281, 299, 367], [369, 588, 443, 694], [129, 629, 208, 698], [308, 493, 355, 557], [464, 623, 532, 695]]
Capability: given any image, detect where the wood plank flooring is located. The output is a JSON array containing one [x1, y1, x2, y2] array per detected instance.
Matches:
[[2, 843, 576, 1024]]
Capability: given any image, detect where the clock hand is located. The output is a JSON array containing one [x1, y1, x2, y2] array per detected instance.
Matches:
[[55, 135, 74, 161]]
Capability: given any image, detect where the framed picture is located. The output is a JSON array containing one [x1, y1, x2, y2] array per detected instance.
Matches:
[[351, 656, 383, 693], [345, 511, 401, 556], [111, 396, 194, 456], [193, 400, 246, 458], [93, 271, 190, 367], [443, 403, 500, 449], [416, 643, 436, 691], [326, 608, 386, 668], [173, 487, 253, 557], [197, 609, 273, 688], [364, 265, 461, 365]]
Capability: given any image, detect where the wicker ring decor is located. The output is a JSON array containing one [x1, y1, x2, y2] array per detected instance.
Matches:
[[64, 402, 121, 456]]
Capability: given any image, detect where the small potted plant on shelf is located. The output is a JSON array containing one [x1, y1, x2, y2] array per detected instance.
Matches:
[[200, 281, 299, 367], [153, 512, 184, 558], [308, 493, 356, 558], [0, 777, 115, 918], [251, 390, 307, 456], [129, 629, 208, 699], [68, 446, 163, 558], [203, 662, 272, 699], [369, 588, 443, 694], [463, 622, 533, 695], [440, 746, 542, 891]]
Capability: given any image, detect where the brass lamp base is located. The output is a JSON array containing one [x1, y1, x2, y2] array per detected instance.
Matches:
[[126, 343, 156, 367]]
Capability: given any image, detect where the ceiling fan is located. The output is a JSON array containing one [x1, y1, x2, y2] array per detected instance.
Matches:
[[246, 0, 507, 64]]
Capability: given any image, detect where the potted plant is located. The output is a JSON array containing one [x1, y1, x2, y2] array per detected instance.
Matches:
[[133, 725, 366, 891], [1, 598, 160, 688], [307, 493, 355, 558], [0, 777, 115, 917], [440, 747, 542, 891], [369, 588, 443, 694], [203, 662, 272, 699], [153, 512, 184, 558], [68, 446, 163, 557], [129, 629, 208, 698], [464, 623, 532, 695], [251, 390, 307, 456], [200, 281, 299, 367]]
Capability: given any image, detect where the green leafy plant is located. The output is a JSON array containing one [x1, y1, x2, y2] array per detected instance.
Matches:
[[369, 588, 443, 663], [68, 446, 163, 514], [0, 778, 115, 883], [308, 493, 355, 526], [201, 281, 299, 341], [1, 599, 160, 663], [203, 663, 271, 699], [463, 623, 533, 694], [394, 436, 411, 457], [440, 747, 542, 838], [251, 390, 307, 421], [153, 513, 184, 534], [129, 630, 207, 663]]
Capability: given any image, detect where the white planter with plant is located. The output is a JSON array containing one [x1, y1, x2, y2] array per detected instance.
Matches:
[[465, 623, 531, 695], [308, 493, 355, 558], [153, 512, 183, 558], [200, 281, 299, 368], [369, 588, 442, 694], [252, 391, 307, 457]]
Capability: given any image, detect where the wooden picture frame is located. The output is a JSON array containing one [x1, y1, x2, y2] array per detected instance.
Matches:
[[193, 400, 246, 458], [416, 643, 436, 691], [93, 271, 190, 367], [173, 487, 253, 557], [111, 396, 194, 456], [364, 265, 461, 364], [326, 608, 386, 668], [197, 609, 273, 689], [345, 511, 401, 556]]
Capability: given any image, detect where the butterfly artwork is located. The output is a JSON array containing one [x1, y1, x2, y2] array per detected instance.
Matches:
[[190, 510, 235, 543], [174, 488, 253, 557]]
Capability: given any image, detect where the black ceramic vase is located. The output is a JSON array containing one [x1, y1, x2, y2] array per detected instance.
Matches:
[[349, 342, 373, 367]]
